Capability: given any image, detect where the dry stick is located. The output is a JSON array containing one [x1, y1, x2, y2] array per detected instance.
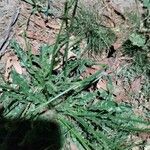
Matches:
[[0, 33, 15, 56], [0, 8, 20, 55]]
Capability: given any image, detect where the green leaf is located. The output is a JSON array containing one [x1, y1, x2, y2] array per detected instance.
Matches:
[[143, 0, 150, 9], [129, 33, 146, 47], [11, 41, 30, 67], [91, 101, 117, 112], [59, 116, 91, 150], [11, 70, 30, 94]]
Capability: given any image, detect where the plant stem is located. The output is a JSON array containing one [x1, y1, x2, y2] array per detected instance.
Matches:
[[64, 0, 79, 76], [49, 20, 64, 76]]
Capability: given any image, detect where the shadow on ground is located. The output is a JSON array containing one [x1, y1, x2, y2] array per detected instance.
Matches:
[[0, 112, 62, 150]]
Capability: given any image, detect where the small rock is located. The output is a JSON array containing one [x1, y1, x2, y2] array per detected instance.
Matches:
[[132, 146, 140, 150], [144, 139, 150, 150], [144, 145, 150, 150]]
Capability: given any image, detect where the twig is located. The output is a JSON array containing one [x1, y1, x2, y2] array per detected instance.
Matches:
[[0, 33, 14, 57], [0, 8, 20, 55]]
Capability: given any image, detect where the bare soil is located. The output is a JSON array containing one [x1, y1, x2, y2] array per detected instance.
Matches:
[[0, 0, 149, 149], [0, 0, 19, 46]]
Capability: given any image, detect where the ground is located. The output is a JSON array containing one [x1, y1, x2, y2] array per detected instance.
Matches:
[[0, 0, 150, 150]]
